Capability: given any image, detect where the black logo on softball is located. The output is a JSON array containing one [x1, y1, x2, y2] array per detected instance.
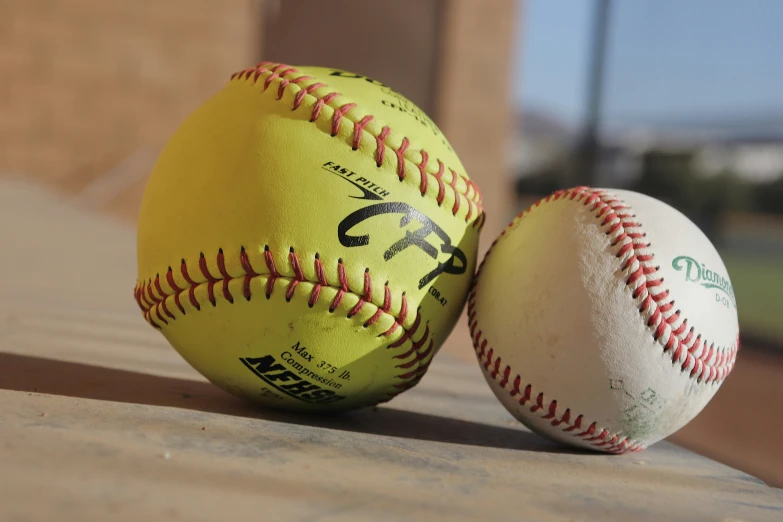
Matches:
[[323, 161, 389, 200], [338, 202, 467, 289], [240, 353, 346, 405], [328, 70, 388, 87]]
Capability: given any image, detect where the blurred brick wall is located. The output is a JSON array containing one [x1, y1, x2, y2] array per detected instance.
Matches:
[[438, 0, 518, 251], [0, 0, 261, 191], [0, 0, 517, 228], [436, 0, 518, 361], [263, 0, 443, 117]]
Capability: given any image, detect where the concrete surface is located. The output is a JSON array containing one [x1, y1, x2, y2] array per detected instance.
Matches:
[[1, 179, 783, 521]]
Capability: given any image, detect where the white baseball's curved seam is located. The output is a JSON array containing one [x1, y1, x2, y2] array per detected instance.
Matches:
[[468, 187, 738, 453]]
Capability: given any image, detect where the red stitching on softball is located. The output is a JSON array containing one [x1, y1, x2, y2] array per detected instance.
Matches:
[[434, 160, 446, 206], [331, 103, 357, 137], [239, 247, 258, 301], [180, 259, 200, 311], [229, 62, 483, 221], [383, 293, 408, 337], [395, 338, 434, 370], [310, 253, 326, 307], [449, 169, 460, 216], [352, 115, 373, 150], [277, 79, 289, 100], [135, 246, 433, 405], [198, 253, 219, 307], [166, 268, 185, 314], [388, 308, 422, 349], [348, 268, 372, 318], [263, 245, 279, 299], [395, 138, 410, 181], [375, 126, 391, 167], [311, 92, 340, 122], [144, 280, 156, 308], [263, 72, 279, 92], [216, 248, 234, 304], [466, 186, 739, 453], [331, 259, 348, 311], [465, 195, 474, 222], [364, 281, 392, 328], [417, 151, 429, 196], [293, 82, 323, 110], [286, 247, 305, 302], [146, 278, 167, 326], [154, 275, 174, 319], [393, 323, 432, 362], [152, 275, 163, 302], [392, 362, 431, 390]]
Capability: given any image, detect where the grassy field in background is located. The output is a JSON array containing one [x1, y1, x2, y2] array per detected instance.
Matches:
[[722, 252, 783, 345]]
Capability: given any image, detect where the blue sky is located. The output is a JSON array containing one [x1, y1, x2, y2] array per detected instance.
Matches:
[[514, 0, 783, 127]]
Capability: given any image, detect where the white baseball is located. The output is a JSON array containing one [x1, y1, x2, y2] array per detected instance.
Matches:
[[468, 187, 739, 453]]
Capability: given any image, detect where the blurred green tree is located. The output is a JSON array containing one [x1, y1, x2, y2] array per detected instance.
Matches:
[[632, 150, 699, 209], [753, 174, 783, 215], [630, 150, 754, 243]]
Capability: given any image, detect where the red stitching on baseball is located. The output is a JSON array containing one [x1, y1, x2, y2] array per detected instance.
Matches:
[[542, 400, 557, 419], [466, 186, 739, 453]]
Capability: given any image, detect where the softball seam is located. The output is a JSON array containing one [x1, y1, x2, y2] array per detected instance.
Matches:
[[229, 62, 485, 229], [468, 186, 739, 453], [134, 247, 434, 400]]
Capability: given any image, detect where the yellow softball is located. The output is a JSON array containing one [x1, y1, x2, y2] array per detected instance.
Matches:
[[135, 62, 484, 411]]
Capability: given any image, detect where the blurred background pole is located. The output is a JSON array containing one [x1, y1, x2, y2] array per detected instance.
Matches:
[[574, 0, 612, 187]]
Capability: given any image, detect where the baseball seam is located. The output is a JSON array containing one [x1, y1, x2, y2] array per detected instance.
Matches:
[[134, 247, 434, 401], [228, 62, 485, 229], [468, 186, 739, 453]]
